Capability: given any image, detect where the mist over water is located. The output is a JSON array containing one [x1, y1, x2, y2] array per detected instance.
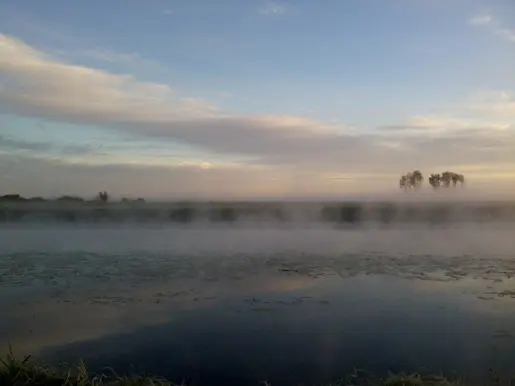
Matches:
[[2, 202, 515, 385], [2, 200, 515, 225]]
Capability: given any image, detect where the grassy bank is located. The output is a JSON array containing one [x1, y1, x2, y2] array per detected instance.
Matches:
[[0, 352, 172, 386], [0, 352, 470, 386]]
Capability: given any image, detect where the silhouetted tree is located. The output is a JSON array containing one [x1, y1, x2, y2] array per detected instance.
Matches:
[[399, 175, 409, 191], [428, 174, 441, 189], [410, 170, 424, 189], [401, 171, 465, 192], [451, 173, 465, 187], [441, 171, 452, 188], [400, 170, 423, 191], [98, 191, 109, 203], [440, 171, 465, 189], [0, 194, 25, 202]]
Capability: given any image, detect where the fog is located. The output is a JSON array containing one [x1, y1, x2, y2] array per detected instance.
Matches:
[[2, 200, 515, 225], [0, 222, 514, 255], [3, 206, 515, 384], [2, 221, 515, 293]]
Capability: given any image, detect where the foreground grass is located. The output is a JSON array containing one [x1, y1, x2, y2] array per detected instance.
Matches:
[[0, 353, 173, 386], [0, 352, 491, 386]]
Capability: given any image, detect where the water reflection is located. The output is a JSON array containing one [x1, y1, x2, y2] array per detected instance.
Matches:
[[1, 225, 515, 384], [33, 276, 515, 385]]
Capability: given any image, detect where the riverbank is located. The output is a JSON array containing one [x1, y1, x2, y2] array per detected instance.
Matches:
[[1, 352, 463, 386]]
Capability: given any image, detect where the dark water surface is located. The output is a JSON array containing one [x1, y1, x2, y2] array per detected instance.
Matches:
[[1, 224, 515, 385]]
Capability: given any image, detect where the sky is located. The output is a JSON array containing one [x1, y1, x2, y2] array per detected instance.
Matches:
[[1, 0, 515, 199]]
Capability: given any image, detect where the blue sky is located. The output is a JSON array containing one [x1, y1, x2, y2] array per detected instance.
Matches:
[[1, 0, 515, 198]]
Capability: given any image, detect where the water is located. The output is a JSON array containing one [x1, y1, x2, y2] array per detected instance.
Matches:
[[1, 223, 515, 385]]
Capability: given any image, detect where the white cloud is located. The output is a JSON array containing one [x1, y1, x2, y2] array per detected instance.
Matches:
[[468, 91, 515, 120], [0, 34, 221, 122], [0, 33, 363, 166], [495, 28, 515, 42], [469, 15, 492, 26], [77, 49, 143, 64], [469, 14, 515, 43], [1, 34, 515, 194], [259, 2, 287, 16]]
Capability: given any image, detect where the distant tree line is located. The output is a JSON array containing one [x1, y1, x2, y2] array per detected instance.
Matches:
[[399, 170, 465, 191], [0, 191, 145, 203]]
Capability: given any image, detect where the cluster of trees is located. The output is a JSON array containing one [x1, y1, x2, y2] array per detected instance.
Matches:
[[399, 170, 424, 190], [399, 170, 465, 191], [428, 172, 465, 189]]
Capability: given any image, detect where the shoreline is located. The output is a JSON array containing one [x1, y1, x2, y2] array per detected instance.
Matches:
[[1, 353, 468, 386]]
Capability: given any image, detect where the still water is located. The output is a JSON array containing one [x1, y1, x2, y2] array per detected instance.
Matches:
[[1, 223, 515, 385]]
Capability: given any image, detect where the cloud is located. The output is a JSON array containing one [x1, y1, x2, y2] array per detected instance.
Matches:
[[0, 34, 221, 122], [0, 135, 96, 155], [259, 2, 287, 16], [63, 47, 173, 76], [469, 14, 515, 43], [1, 34, 515, 195], [163, 9, 173, 16], [76, 49, 144, 64], [0, 135, 52, 152], [0, 33, 369, 168], [495, 28, 515, 42], [469, 15, 492, 26], [468, 91, 515, 120]]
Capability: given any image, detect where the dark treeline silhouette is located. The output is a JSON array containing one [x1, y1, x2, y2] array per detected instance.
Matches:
[[399, 170, 424, 191], [98, 191, 109, 203], [0, 191, 146, 204], [428, 172, 465, 189], [400, 171, 465, 191], [57, 195, 85, 202], [0, 194, 25, 202]]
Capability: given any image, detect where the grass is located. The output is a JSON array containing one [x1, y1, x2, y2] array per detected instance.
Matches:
[[0, 351, 474, 386], [4, 350, 512, 386], [0, 351, 175, 386]]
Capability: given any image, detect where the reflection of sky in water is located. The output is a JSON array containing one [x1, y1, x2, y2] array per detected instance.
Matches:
[[1, 225, 515, 384]]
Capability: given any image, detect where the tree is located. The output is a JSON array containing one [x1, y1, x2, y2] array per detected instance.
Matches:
[[98, 191, 109, 203], [441, 171, 452, 188], [399, 175, 409, 191], [399, 170, 423, 191], [451, 173, 465, 187], [0, 194, 25, 202], [440, 171, 465, 189], [428, 173, 441, 189], [409, 170, 423, 189], [400, 171, 465, 192]]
